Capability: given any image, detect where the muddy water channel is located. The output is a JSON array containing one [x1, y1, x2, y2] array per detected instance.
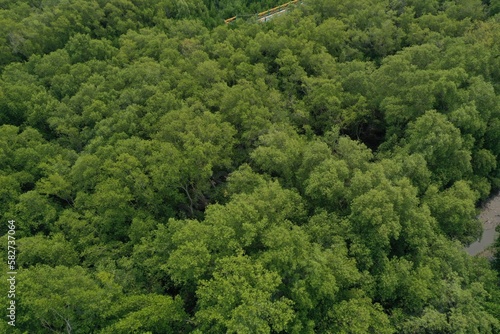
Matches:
[[465, 190, 500, 256]]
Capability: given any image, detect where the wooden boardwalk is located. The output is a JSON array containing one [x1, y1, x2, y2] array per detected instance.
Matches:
[[225, 0, 299, 24]]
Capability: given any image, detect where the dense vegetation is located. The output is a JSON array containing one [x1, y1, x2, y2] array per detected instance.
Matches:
[[1, 0, 500, 332]]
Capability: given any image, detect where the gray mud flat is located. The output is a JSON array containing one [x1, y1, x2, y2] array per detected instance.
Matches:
[[465, 191, 500, 256]]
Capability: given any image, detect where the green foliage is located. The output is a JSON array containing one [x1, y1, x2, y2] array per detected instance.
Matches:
[[17, 265, 116, 333], [195, 254, 295, 333], [100, 294, 188, 333], [404, 110, 472, 186], [251, 124, 306, 185], [304, 158, 349, 210], [1, 0, 500, 332], [17, 233, 79, 267], [424, 181, 482, 243], [329, 297, 394, 334]]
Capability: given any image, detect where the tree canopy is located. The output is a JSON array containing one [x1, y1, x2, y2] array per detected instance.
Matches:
[[1, 0, 500, 332]]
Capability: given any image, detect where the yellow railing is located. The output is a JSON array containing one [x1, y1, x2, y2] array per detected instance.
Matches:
[[257, 0, 299, 18], [224, 0, 299, 24]]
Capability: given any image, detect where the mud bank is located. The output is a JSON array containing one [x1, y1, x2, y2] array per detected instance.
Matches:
[[465, 191, 500, 256]]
